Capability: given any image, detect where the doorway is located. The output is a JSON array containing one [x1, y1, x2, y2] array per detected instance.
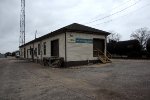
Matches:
[[51, 39, 59, 57], [93, 38, 105, 57]]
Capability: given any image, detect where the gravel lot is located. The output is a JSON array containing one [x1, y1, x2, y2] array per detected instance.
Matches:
[[0, 58, 150, 100]]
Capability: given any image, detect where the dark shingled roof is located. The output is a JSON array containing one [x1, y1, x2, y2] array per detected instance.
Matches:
[[20, 23, 110, 47], [63, 23, 110, 34]]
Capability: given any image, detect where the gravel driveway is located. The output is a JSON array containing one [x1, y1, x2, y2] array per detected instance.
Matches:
[[0, 58, 150, 100]]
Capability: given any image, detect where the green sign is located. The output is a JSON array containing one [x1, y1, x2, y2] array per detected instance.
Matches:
[[76, 38, 93, 44]]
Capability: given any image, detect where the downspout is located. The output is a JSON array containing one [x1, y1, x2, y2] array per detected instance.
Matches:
[[104, 35, 107, 56], [65, 32, 67, 67]]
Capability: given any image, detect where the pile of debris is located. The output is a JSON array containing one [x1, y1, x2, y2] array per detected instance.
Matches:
[[43, 57, 64, 68]]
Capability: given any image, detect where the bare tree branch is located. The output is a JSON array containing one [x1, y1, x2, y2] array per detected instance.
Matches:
[[130, 27, 150, 50], [107, 31, 121, 43]]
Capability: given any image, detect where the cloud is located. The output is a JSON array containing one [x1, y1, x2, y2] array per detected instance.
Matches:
[[0, 0, 150, 53]]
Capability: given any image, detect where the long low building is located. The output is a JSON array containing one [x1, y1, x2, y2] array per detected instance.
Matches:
[[19, 23, 111, 67]]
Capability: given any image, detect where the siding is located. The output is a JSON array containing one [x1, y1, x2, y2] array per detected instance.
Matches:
[[20, 32, 107, 62], [25, 44, 33, 59], [66, 32, 106, 61], [20, 33, 65, 60]]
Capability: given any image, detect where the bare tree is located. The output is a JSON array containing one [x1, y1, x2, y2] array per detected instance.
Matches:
[[130, 27, 150, 50], [107, 31, 121, 43]]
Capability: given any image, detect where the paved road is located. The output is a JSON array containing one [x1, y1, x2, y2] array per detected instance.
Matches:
[[0, 58, 150, 100]]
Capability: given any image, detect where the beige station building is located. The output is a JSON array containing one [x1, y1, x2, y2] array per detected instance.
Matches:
[[19, 23, 111, 67]]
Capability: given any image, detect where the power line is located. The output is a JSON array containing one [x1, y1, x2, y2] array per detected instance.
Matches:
[[92, 0, 133, 20], [84, 0, 142, 25], [112, 0, 133, 10], [93, 2, 150, 26], [85, 0, 141, 24]]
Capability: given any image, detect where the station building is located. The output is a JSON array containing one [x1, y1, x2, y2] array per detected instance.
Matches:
[[19, 23, 111, 67]]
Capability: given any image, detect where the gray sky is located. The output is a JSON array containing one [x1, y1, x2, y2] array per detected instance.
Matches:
[[0, 0, 150, 53]]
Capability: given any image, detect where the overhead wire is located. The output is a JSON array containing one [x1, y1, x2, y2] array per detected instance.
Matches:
[[84, 0, 142, 25], [112, 0, 133, 10], [92, 0, 133, 20], [93, 2, 150, 26]]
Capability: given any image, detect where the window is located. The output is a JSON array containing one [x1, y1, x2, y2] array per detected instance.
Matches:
[[43, 42, 46, 55], [38, 44, 41, 55], [34, 48, 37, 56]]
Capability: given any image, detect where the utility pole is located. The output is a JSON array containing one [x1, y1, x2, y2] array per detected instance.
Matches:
[[20, 0, 25, 46], [35, 30, 37, 39]]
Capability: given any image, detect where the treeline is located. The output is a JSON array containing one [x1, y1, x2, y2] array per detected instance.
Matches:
[[5, 51, 20, 58], [107, 27, 150, 59]]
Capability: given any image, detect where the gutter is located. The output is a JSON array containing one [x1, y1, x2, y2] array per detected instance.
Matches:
[[65, 32, 67, 66]]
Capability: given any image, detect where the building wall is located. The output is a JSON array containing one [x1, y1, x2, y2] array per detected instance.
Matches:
[[20, 47, 26, 58], [20, 32, 107, 66], [19, 48, 23, 58], [25, 44, 33, 59], [20, 33, 66, 60], [33, 41, 41, 60], [49, 33, 66, 58], [66, 32, 106, 62]]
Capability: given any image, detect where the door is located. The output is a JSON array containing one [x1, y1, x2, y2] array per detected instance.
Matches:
[[51, 39, 59, 57], [93, 38, 104, 57]]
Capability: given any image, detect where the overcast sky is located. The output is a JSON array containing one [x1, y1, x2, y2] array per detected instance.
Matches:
[[0, 0, 150, 53]]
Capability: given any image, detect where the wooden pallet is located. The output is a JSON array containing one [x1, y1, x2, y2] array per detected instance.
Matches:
[[43, 57, 64, 67]]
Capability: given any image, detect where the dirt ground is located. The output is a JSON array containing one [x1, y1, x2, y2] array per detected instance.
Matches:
[[0, 58, 150, 100]]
